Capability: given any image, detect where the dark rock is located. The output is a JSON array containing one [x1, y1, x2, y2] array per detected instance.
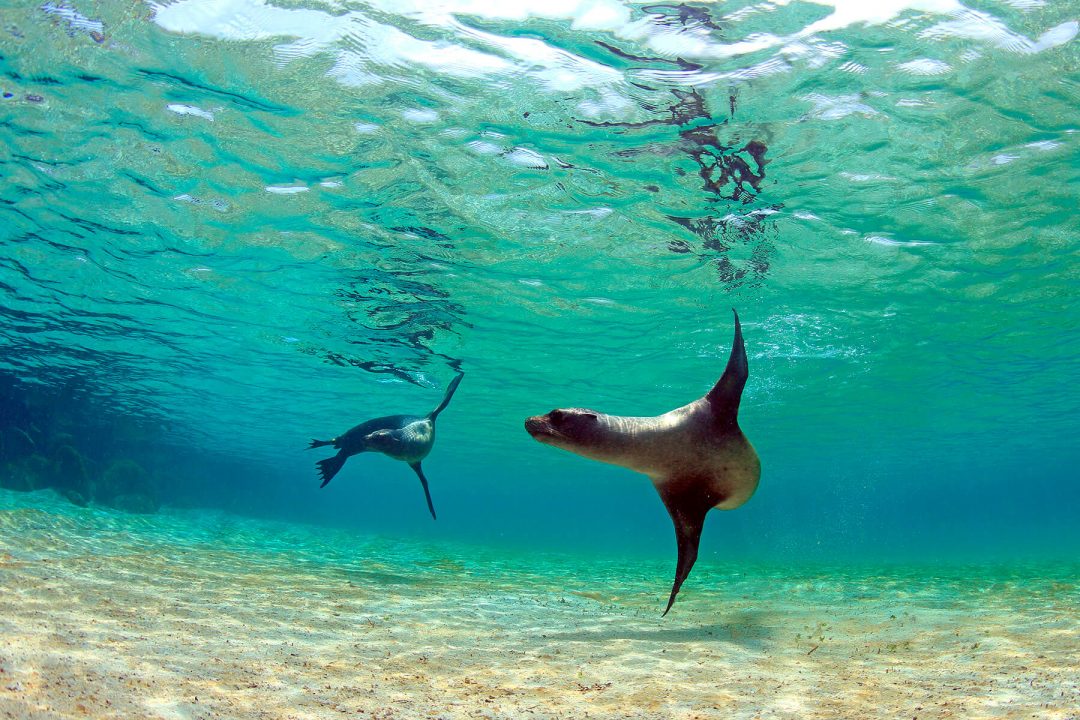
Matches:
[[25, 454, 50, 481], [0, 427, 36, 460], [107, 493, 158, 514], [49, 432, 75, 454], [0, 464, 35, 491], [61, 489, 89, 507], [0, 455, 48, 492], [51, 444, 91, 495], [97, 458, 157, 507]]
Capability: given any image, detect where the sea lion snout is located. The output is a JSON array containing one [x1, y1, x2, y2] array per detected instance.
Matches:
[[524, 414, 557, 442], [526, 408, 601, 443]]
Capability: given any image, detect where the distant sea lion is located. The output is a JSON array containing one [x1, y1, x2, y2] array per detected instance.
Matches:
[[310, 373, 464, 520], [525, 311, 759, 614]]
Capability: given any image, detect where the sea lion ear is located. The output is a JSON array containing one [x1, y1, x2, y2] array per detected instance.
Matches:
[[705, 309, 748, 424]]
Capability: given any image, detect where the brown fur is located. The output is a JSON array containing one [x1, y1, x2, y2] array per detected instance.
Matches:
[[525, 311, 759, 614]]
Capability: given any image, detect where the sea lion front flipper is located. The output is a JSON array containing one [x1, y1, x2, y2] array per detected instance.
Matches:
[[428, 372, 464, 421], [656, 480, 714, 616], [364, 428, 400, 443], [409, 462, 437, 520]]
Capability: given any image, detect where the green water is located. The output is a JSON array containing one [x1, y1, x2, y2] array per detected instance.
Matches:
[[1, 0, 1079, 570]]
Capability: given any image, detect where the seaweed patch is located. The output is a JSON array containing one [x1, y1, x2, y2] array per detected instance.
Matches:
[[642, 3, 723, 32], [298, 265, 468, 385], [681, 128, 768, 203], [577, 88, 711, 129], [577, 83, 779, 290], [667, 211, 779, 289]]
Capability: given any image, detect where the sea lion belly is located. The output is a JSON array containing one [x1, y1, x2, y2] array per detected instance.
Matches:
[[707, 434, 761, 510]]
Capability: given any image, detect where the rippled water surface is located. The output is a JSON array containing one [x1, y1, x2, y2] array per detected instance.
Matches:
[[2, 0, 1079, 557]]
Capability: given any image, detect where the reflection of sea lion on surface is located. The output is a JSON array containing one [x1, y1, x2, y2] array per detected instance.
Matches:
[[310, 373, 464, 520], [525, 311, 760, 614]]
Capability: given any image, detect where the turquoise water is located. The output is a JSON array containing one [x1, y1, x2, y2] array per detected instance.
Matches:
[[2, 1, 1079, 580], [2, 3, 1080, 717]]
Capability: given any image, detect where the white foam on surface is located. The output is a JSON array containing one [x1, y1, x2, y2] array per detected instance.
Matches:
[[897, 57, 952, 74], [402, 108, 440, 123], [921, 13, 1077, 54], [41, 2, 104, 32], [803, 93, 879, 120], [149, 0, 1079, 116], [166, 103, 214, 121], [866, 235, 934, 247], [466, 140, 502, 156], [504, 147, 549, 169]]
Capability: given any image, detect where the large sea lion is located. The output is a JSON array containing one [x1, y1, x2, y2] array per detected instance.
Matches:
[[310, 372, 464, 520], [525, 311, 759, 614]]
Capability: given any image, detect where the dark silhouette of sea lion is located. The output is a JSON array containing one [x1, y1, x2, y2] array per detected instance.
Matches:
[[310, 373, 464, 520], [525, 310, 759, 614]]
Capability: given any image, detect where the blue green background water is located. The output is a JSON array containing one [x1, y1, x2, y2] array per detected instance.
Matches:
[[1, 0, 1078, 572]]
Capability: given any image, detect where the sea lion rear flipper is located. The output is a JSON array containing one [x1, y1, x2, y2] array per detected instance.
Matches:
[[317, 451, 348, 488], [409, 462, 437, 520], [705, 309, 748, 425], [428, 372, 464, 421], [657, 481, 712, 616]]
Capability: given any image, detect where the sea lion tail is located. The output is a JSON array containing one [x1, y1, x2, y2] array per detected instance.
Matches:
[[705, 309, 748, 425], [316, 452, 347, 488], [428, 372, 464, 420], [309, 438, 334, 449]]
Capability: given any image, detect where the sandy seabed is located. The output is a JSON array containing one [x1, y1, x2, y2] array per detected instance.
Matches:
[[1, 491, 1077, 720]]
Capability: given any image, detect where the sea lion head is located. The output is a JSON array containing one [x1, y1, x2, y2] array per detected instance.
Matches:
[[526, 407, 660, 469], [525, 408, 606, 452]]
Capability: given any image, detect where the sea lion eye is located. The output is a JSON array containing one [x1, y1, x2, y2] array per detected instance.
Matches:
[[550, 409, 565, 422], [583, 412, 598, 421]]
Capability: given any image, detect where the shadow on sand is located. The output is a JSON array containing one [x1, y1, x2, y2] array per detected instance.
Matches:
[[545, 610, 776, 648]]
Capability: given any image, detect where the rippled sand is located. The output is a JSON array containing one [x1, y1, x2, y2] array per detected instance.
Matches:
[[1, 490, 1077, 720]]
